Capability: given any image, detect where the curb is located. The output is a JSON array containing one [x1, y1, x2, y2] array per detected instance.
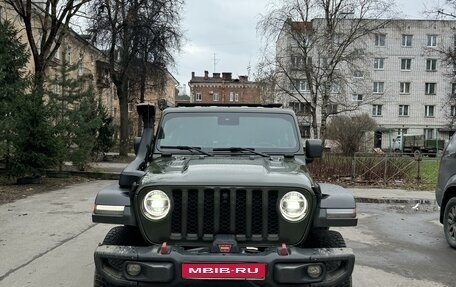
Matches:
[[56, 171, 119, 180], [355, 197, 436, 205]]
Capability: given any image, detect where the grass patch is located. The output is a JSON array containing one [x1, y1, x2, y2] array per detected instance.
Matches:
[[308, 154, 439, 190]]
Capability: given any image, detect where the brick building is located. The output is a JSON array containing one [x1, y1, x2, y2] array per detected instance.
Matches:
[[188, 71, 261, 104]]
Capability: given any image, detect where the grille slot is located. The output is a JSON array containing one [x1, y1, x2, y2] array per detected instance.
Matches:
[[171, 188, 279, 241]]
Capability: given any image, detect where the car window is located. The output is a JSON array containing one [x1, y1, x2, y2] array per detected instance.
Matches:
[[157, 112, 300, 152]]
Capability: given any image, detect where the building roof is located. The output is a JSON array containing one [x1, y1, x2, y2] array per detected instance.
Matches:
[[189, 72, 255, 85]]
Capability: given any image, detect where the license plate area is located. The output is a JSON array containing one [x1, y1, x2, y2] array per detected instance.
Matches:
[[182, 263, 266, 280]]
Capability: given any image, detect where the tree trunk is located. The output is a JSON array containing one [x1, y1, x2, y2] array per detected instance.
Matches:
[[320, 114, 328, 150], [137, 63, 147, 136], [117, 82, 129, 157], [33, 56, 46, 91]]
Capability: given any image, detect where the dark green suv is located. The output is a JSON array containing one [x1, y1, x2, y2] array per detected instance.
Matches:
[[92, 103, 357, 287], [436, 134, 456, 248]]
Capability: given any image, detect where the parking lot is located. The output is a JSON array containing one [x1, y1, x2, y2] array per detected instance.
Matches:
[[0, 181, 454, 287]]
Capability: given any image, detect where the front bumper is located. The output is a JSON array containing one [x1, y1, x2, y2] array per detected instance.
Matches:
[[94, 244, 355, 287]]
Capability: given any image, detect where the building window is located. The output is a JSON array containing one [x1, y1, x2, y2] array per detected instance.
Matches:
[[353, 70, 364, 78], [213, 92, 220, 102], [53, 78, 62, 95], [65, 46, 72, 64], [229, 92, 234, 102], [327, 104, 338, 114], [299, 125, 311, 138], [330, 82, 341, 93], [399, 105, 409, 116], [375, 33, 386, 46], [452, 83, 456, 95], [372, 104, 383, 116], [290, 79, 309, 92], [425, 105, 435, 117], [424, 128, 435, 140], [373, 82, 384, 93], [291, 55, 312, 69], [289, 101, 311, 115], [401, 58, 412, 70], [400, 82, 410, 94], [425, 83, 436, 95], [427, 35, 437, 47], [234, 93, 239, 102], [195, 92, 202, 101], [451, 105, 456, 117], [402, 34, 413, 47], [374, 58, 384, 70], [352, 94, 363, 102], [426, 59, 437, 71], [78, 62, 84, 76]]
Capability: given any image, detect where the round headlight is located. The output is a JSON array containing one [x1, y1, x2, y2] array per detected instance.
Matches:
[[279, 191, 308, 222], [142, 190, 171, 221]]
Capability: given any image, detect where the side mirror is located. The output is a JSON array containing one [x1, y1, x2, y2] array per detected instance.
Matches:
[[305, 139, 323, 160], [134, 137, 141, 155]]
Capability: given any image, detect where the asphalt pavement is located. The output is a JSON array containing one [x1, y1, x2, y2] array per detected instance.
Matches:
[[0, 181, 450, 287]]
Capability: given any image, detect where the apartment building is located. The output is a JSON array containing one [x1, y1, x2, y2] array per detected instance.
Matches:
[[188, 71, 261, 105], [0, 1, 179, 141], [277, 18, 456, 149], [0, 1, 118, 126]]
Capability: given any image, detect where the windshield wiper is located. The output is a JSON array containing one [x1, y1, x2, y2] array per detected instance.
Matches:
[[160, 145, 213, 156], [213, 147, 270, 157]]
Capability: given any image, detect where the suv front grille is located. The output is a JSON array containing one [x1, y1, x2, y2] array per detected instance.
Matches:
[[170, 188, 279, 242]]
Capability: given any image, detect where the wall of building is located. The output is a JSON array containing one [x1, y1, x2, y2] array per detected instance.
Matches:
[[277, 18, 456, 149], [189, 72, 261, 104]]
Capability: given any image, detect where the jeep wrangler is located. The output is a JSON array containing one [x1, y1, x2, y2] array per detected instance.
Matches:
[[92, 103, 357, 287]]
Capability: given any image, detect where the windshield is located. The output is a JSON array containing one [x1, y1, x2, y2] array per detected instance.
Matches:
[[156, 112, 300, 153]]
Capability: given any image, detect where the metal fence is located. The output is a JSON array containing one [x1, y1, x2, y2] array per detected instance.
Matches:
[[309, 152, 439, 186]]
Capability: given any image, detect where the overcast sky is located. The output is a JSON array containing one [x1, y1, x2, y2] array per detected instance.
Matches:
[[173, 0, 443, 91]]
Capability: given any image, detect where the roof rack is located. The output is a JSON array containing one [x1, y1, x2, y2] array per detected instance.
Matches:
[[175, 103, 283, 108]]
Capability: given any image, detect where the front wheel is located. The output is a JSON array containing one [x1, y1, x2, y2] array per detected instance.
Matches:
[[94, 271, 114, 287], [309, 230, 352, 287], [444, 197, 456, 248], [94, 226, 145, 287]]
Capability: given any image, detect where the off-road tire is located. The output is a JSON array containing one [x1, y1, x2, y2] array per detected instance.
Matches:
[[309, 230, 352, 287], [444, 197, 456, 249], [94, 226, 145, 287], [94, 272, 113, 287]]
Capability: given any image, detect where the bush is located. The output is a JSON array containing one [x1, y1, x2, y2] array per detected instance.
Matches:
[[326, 114, 377, 156]]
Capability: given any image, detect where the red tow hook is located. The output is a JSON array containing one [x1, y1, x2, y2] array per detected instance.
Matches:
[[160, 242, 169, 255], [279, 243, 289, 256]]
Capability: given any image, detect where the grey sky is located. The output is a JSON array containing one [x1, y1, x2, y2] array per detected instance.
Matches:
[[174, 0, 440, 90]]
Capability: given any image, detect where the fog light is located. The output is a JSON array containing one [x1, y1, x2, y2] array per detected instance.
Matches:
[[307, 264, 322, 279], [126, 263, 142, 276]]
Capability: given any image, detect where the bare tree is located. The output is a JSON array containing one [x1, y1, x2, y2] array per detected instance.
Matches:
[[258, 0, 395, 144], [4, 0, 90, 88], [88, 0, 183, 156], [326, 113, 377, 156]]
